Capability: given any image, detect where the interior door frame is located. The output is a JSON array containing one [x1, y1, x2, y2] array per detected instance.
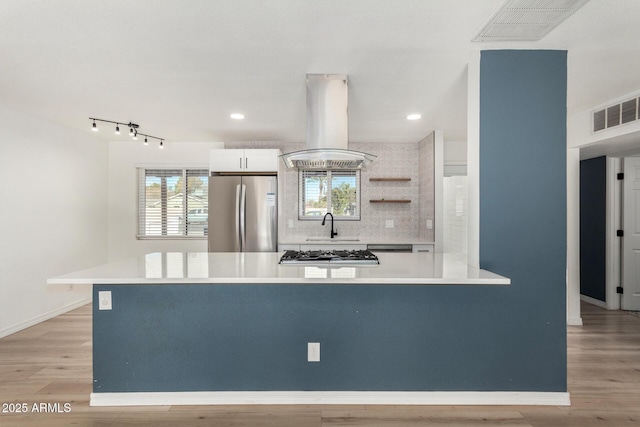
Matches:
[[604, 156, 622, 310]]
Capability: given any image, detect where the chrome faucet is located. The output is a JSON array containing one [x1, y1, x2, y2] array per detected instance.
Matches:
[[321, 213, 338, 239]]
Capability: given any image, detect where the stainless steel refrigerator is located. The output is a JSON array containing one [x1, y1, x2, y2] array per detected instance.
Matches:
[[207, 175, 277, 252]]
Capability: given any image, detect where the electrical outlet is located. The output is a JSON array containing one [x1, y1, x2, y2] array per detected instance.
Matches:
[[427, 219, 433, 229], [308, 342, 320, 362], [98, 291, 112, 310], [385, 219, 394, 228], [288, 219, 294, 228]]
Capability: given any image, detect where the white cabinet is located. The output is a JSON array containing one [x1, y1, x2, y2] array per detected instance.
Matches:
[[210, 149, 279, 173], [279, 244, 301, 252], [412, 244, 434, 253], [300, 244, 367, 251]]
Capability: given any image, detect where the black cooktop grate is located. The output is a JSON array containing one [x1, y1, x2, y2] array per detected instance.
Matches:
[[279, 249, 380, 265]]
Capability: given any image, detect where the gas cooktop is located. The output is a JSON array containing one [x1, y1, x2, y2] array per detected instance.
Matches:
[[279, 249, 380, 265]]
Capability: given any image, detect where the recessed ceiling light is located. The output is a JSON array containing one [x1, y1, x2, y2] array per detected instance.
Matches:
[[230, 113, 245, 120], [407, 114, 422, 120]]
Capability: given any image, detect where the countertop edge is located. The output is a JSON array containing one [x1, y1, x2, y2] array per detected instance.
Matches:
[[47, 278, 511, 286]]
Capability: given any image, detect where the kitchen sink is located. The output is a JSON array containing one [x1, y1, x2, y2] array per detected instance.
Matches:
[[306, 237, 360, 242]]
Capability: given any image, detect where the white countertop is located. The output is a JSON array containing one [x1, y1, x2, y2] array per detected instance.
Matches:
[[47, 252, 509, 286]]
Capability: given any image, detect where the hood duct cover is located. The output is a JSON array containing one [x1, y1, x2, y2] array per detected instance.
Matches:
[[280, 74, 376, 170]]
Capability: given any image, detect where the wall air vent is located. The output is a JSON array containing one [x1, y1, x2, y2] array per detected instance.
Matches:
[[593, 97, 639, 133], [472, 0, 590, 42]]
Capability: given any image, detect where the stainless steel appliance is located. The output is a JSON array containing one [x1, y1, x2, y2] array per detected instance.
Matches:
[[279, 249, 379, 265], [279, 74, 376, 170], [208, 175, 277, 252]]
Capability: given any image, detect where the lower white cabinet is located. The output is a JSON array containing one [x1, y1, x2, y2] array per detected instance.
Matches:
[[300, 244, 367, 251], [279, 244, 300, 252], [412, 244, 434, 253], [279, 243, 435, 252]]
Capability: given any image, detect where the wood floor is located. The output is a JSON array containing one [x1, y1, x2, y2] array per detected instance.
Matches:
[[0, 302, 639, 426]]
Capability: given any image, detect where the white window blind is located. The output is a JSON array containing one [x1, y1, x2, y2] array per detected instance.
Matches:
[[299, 170, 360, 220], [137, 168, 209, 238]]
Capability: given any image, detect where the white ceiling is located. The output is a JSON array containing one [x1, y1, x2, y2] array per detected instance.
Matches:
[[1, 0, 639, 145]]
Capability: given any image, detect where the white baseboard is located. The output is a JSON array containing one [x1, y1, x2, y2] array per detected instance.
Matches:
[[567, 315, 583, 326], [0, 298, 91, 339], [580, 294, 608, 309], [91, 391, 571, 407]]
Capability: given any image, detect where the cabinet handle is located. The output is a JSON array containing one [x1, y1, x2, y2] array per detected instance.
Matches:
[[245, 158, 248, 169], [239, 157, 243, 169]]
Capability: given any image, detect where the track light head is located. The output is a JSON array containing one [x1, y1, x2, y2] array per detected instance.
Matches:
[[115, 124, 120, 135], [159, 140, 164, 149], [92, 120, 98, 131], [144, 136, 148, 145]]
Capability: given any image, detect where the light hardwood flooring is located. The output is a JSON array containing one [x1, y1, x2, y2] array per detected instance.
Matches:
[[0, 302, 639, 426]]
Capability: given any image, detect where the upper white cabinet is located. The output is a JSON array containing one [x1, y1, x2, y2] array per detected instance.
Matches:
[[210, 149, 279, 173]]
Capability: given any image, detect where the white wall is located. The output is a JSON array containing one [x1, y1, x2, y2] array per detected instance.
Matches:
[[108, 141, 223, 261], [443, 175, 468, 253], [444, 140, 467, 165], [467, 51, 480, 268], [0, 105, 108, 338]]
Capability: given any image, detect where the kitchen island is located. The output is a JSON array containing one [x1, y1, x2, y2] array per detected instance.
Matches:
[[46, 252, 568, 407]]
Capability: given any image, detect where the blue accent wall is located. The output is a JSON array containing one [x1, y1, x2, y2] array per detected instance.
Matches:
[[479, 50, 567, 389], [580, 156, 607, 301], [92, 50, 567, 394]]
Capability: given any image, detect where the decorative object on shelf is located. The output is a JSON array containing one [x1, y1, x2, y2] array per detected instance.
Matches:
[[89, 117, 165, 148], [369, 178, 411, 182], [369, 199, 411, 203]]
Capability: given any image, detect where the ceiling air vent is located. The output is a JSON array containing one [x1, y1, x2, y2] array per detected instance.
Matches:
[[593, 97, 639, 133], [472, 0, 590, 42]]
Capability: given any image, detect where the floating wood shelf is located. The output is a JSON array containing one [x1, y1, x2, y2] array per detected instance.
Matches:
[[369, 199, 411, 203], [369, 178, 411, 182]]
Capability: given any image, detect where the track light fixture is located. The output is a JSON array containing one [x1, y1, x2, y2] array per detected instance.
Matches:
[[89, 117, 165, 148]]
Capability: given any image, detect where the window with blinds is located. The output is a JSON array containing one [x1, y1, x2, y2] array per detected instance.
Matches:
[[299, 170, 360, 220], [137, 168, 209, 238]]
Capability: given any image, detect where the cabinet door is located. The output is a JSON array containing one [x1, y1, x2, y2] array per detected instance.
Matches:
[[210, 149, 244, 172], [300, 244, 367, 251], [278, 244, 301, 252], [244, 149, 279, 172]]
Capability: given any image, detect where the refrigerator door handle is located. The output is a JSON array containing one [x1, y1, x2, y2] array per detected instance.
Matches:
[[239, 184, 247, 251], [235, 184, 241, 251]]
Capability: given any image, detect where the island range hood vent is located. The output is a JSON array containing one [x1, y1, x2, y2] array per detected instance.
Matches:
[[280, 74, 376, 170]]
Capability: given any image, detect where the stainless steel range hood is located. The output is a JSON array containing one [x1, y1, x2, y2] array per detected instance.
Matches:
[[280, 74, 376, 170]]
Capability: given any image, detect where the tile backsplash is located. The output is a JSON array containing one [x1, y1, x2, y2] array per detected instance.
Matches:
[[225, 139, 434, 242]]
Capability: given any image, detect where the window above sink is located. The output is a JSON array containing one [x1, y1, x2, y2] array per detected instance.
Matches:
[[299, 170, 360, 220]]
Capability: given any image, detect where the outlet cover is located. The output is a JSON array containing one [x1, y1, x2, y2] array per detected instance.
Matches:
[[308, 342, 320, 362], [427, 219, 433, 229], [98, 291, 112, 310], [385, 219, 394, 228]]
